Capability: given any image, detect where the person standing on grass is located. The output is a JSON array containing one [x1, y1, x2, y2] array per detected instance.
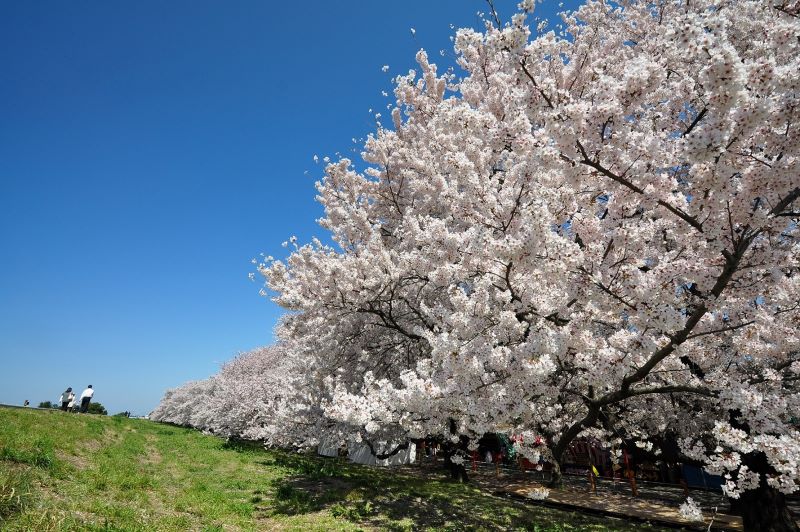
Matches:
[[60, 387, 74, 411], [79, 385, 94, 413]]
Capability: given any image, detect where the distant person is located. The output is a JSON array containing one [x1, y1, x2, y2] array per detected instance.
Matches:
[[60, 387, 74, 411], [79, 385, 94, 413], [23, 399, 29, 407], [68, 393, 77, 412]]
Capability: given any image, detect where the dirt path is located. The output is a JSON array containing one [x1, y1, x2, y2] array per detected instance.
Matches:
[[396, 461, 743, 530]]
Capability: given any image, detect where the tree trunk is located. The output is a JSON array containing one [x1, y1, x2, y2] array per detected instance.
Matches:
[[447, 460, 469, 483], [442, 447, 469, 482], [728, 444, 800, 532], [443, 419, 470, 483], [548, 462, 563, 488], [735, 485, 799, 532]]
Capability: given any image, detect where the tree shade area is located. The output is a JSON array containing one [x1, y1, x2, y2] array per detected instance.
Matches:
[[1, 407, 670, 531], [150, 1, 800, 530]]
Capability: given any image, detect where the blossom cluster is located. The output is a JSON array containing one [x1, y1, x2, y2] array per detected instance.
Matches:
[[678, 497, 704, 522]]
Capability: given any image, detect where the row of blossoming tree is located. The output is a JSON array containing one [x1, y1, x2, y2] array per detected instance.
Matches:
[[152, 1, 800, 529]]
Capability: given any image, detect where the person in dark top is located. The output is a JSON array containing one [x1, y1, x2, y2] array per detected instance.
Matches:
[[60, 387, 74, 411]]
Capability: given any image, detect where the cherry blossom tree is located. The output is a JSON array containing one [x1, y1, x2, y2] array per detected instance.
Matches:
[[198, 346, 295, 442], [149, 378, 219, 428], [214, 342, 336, 448], [260, 1, 799, 529], [150, 344, 332, 447]]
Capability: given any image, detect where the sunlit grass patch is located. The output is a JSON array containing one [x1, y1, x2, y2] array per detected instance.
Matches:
[[0, 436, 57, 470]]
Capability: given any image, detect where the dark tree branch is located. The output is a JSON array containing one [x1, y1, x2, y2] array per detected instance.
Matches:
[[770, 187, 800, 216], [363, 436, 411, 460], [575, 141, 705, 233], [682, 107, 707, 137], [486, 0, 502, 28], [686, 320, 756, 339], [620, 384, 715, 400], [520, 59, 555, 110]]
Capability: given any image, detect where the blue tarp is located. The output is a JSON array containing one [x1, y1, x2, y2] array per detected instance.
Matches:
[[682, 464, 724, 490]]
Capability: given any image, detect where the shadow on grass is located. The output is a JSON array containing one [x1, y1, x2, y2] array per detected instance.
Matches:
[[220, 439, 264, 454], [262, 452, 344, 478], [256, 452, 652, 531]]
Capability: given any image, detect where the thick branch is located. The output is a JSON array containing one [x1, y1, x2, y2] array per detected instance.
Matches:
[[686, 320, 756, 339], [520, 59, 555, 110], [575, 141, 705, 233], [620, 384, 715, 400], [771, 187, 800, 216], [609, 233, 752, 399], [552, 407, 599, 464], [682, 107, 707, 137], [363, 437, 411, 460]]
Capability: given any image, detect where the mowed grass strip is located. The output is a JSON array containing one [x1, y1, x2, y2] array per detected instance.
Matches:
[[0, 407, 668, 531]]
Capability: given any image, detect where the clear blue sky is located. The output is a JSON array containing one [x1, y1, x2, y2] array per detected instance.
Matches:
[[0, 0, 578, 415]]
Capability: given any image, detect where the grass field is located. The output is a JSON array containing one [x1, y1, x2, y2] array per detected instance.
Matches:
[[0, 407, 669, 531]]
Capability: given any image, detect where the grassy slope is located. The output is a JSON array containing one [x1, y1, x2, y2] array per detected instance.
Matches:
[[0, 407, 669, 531]]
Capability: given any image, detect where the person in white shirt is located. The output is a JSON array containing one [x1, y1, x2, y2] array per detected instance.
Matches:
[[60, 387, 74, 411], [79, 385, 94, 413]]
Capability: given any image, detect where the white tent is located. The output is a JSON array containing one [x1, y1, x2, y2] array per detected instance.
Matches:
[[317, 436, 340, 457], [347, 441, 416, 466]]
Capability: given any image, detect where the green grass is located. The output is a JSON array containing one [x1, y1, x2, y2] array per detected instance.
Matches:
[[0, 407, 669, 531]]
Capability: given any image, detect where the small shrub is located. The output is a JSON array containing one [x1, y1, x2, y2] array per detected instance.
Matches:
[[87, 403, 108, 416], [331, 500, 373, 521]]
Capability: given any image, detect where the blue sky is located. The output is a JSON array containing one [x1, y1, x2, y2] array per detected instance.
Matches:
[[0, 0, 578, 415]]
